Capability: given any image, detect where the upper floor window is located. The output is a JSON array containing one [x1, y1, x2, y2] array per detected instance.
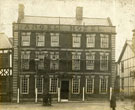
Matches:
[[86, 52, 95, 70], [36, 33, 45, 46], [21, 51, 30, 70], [86, 34, 96, 48], [35, 51, 47, 70], [50, 52, 59, 70], [72, 52, 81, 70], [72, 34, 81, 47], [100, 53, 109, 71], [100, 34, 109, 48], [21, 32, 31, 46], [121, 61, 124, 73], [51, 33, 59, 47]]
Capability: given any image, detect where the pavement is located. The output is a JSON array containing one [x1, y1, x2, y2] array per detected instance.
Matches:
[[0, 100, 134, 110]]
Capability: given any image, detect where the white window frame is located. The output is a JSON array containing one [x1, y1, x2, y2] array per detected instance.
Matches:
[[99, 76, 108, 94], [49, 77, 58, 94], [86, 34, 96, 48], [100, 53, 109, 71], [100, 34, 109, 48], [86, 52, 95, 70], [72, 78, 80, 94], [72, 52, 81, 70], [36, 33, 45, 47], [21, 32, 31, 46], [20, 76, 29, 94], [21, 51, 30, 70], [86, 76, 94, 94], [51, 33, 59, 47], [35, 76, 43, 94], [72, 34, 81, 48], [50, 52, 59, 70]]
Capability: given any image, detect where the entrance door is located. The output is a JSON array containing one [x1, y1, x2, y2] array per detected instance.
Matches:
[[61, 81, 69, 99]]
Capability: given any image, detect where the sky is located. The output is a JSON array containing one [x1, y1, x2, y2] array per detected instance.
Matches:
[[0, 0, 135, 60]]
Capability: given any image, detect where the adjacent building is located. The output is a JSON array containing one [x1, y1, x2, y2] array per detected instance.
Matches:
[[117, 30, 135, 97], [0, 33, 12, 102], [12, 4, 116, 102]]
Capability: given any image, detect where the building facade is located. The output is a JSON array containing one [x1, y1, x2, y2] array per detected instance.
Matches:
[[117, 30, 135, 97], [0, 33, 12, 102], [12, 4, 116, 102]]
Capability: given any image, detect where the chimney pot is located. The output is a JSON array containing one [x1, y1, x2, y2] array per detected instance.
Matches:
[[76, 7, 83, 20]]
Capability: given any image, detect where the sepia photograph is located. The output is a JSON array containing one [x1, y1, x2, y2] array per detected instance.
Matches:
[[0, 0, 135, 110]]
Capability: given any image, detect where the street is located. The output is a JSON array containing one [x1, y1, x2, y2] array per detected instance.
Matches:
[[0, 100, 134, 110]]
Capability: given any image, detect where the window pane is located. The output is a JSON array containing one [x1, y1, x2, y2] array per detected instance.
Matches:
[[100, 54, 108, 71], [36, 77, 43, 94], [86, 34, 95, 48], [51, 33, 59, 47], [21, 32, 31, 46], [21, 77, 29, 94], [72, 34, 81, 47], [86, 78, 94, 94], [50, 78, 58, 94], [72, 78, 80, 94], [86, 53, 95, 70], [36, 33, 45, 46], [100, 34, 109, 48]]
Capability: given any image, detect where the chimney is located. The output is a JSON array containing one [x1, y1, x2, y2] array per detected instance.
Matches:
[[18, 4, 24, 22], [132, 29, 135, 49], [76, 7, 83, 20]]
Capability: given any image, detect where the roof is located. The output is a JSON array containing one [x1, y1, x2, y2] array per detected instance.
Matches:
[[0, 33, 12, 49], [117, 40, 135, 63], [20, 15, 112, 26]]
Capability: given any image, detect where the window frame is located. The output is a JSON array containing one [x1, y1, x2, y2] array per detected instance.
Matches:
[[50, 52, 59, 70], [86, 76, 94, 94], [21, 51, 30, 70], [20, 77, 29, 94], [49, 77, 58, 94], [99, 76, 108, 94], [72, 34, 81, 48], [35, 76, 43, 94], [36, 33, 45, 47], [72, 78, 80, 94], [100, 53, 109, 71], [86, 53, 95, 70], [100, 34, 109, 48], [50, 33, 59, 47], [21, 32, 31, 46], [86, 34, 96, 48], [72, 52, 81, 70]]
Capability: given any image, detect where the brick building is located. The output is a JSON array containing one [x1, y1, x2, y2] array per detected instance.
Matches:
[[0, 33, 12, 102], [12, 4, 116, 102]]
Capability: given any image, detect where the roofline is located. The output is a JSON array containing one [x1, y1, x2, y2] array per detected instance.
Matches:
[[117, 40, 133, 63], [14, 22, 116, 28]]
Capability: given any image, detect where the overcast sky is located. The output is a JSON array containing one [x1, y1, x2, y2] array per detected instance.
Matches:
[[0, 0, 135, 60]]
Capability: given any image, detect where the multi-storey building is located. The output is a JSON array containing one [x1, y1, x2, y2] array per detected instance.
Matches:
[[12, 4, 116, 102], [0, 33, 12, 102], [117, 30, 135, 97]]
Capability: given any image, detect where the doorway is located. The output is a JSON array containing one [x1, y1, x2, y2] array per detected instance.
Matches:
[[61, 80, 69, 99]]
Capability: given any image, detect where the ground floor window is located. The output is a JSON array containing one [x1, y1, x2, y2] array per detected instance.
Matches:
[[99, 76, 108, 94], [72, 78, 80, 94], [86, 77, 94, 94], [20, 77, 29, 94], [35, 77, 43, 94], [49, 78, 58, 94]]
